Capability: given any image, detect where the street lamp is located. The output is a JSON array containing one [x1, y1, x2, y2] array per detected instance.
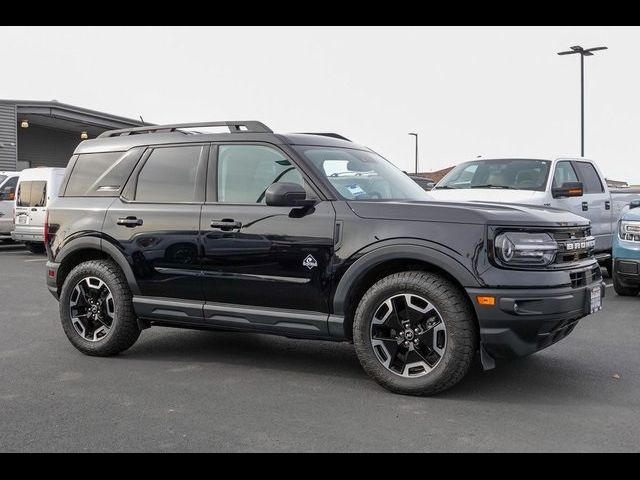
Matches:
[[408, 132, 419, 174], [557, 45, 607, 157]]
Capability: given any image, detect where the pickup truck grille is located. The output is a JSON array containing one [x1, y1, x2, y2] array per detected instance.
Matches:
[[550, 227, 595, 265]]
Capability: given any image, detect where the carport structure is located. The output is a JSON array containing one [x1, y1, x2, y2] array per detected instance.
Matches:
[[0, 99, 143, 171]]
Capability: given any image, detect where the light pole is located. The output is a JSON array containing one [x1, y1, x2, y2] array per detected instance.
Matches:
[[408, 132, 418, 174], [557, 45, 607, 157]]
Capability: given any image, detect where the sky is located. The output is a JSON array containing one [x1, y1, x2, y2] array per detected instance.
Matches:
[[1, 26, 639, 183]]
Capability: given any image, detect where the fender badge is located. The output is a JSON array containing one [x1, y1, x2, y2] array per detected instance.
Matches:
[[303, 254, 318, 270]]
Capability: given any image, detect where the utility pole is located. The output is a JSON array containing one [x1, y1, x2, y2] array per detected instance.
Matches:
[[408, 132, 419, 174], [557, 45, 608, 157]]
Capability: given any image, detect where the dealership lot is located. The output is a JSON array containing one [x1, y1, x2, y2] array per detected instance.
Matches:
[[0, 242, 638, 452]]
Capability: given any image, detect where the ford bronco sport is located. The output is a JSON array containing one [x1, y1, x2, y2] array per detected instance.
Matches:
[[45, 121, 605, 395]]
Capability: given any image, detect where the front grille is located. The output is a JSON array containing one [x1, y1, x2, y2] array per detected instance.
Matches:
[[570, 266, 602, 288], [620, 233, 640, 243], [551, 227, 595, 265]]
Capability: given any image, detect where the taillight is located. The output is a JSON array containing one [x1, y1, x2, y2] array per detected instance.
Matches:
[[44, 210, 50, 244]]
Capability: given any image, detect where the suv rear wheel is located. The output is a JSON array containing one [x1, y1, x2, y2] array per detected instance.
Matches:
[[353, 271, 477, 396], [59, 260, 141, 356]]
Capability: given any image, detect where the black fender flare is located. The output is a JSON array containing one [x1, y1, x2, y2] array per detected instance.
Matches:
[[332, 243, 480, 317], [55, 236, 140, 295]]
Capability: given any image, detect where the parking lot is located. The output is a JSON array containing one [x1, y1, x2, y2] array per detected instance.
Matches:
[[0, 241, 638, 452]]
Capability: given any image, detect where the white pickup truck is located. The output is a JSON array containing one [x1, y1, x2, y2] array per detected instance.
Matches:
[[428, 157, 640, 272]]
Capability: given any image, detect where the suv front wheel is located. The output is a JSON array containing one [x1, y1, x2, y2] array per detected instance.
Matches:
[[353, 271, 477, 396], [59, 260, 141, 356]]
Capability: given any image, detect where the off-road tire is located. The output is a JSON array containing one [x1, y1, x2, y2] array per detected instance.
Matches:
[[353, 271, 477, 396], [59, 260, 141, 356]]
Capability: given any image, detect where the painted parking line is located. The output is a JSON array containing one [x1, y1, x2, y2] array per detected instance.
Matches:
[[24, 258, 47, 262]]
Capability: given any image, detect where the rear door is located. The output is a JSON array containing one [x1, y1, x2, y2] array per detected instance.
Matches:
[[199, 143, 336, 335], [102, 144, 207, 318], [573, 161, 612, 252], [15, 180, 47, 233]]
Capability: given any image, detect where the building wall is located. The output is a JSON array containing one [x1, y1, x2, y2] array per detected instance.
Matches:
[[17, 125, 80, 169], [0, 103, 17, 171]]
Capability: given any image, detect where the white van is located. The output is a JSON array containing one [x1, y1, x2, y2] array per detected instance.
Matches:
[[12, 167, 66, 253], [0, 171, 20, 239]]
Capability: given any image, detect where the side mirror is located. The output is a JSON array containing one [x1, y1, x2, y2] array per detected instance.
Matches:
[[552, 181, 584, 199], [265, 182, 316, 207], [630, 199, 640, 210]]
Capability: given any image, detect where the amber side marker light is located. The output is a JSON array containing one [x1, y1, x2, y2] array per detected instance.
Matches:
[[476, 296, 496, 306], [568, 188, 583, 195]]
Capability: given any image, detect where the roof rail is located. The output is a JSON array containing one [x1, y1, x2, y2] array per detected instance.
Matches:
[[98, 121, 273, 138], [298, 132, 352, 142]]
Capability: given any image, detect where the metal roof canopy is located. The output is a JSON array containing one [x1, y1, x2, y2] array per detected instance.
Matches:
[[2, 99, 143, 136]]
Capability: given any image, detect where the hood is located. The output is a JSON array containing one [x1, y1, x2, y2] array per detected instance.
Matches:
[[426, 188, 542, 204], [347, 200, 589, 227], [622, 207, 640, 221]]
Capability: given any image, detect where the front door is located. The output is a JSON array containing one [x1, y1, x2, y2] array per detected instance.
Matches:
[[102, 144, 207, 311], [200, 144, 336, 334]]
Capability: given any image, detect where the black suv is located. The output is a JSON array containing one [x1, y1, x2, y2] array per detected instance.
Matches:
[[45, 121, 605, 395]]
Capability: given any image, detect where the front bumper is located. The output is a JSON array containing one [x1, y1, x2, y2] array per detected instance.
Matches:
[[467, 279, 605, 359], [614, 258, 640, 285]]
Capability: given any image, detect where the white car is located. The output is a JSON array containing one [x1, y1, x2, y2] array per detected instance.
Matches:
[[12, 167, 66, 253], [0, 171, 20, 239]]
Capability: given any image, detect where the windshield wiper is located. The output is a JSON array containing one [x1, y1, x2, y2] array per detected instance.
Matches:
[[470, 184, 516, 189], [434, 185, 458, 189]]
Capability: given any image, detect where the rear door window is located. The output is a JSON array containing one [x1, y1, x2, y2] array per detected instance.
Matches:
[[17, 181, 47, 207], [135, 146, 202, 203]]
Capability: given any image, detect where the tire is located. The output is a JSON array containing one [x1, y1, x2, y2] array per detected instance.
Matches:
[[613, 270, 640, 297], [59, 260, 141, 356], [25, 242, 45, 254], [353, 271, 477, 396], [602, 258, 613, 278]]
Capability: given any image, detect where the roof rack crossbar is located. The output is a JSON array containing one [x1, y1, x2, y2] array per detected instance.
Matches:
[[298, 132, 352, 142], [98, 121, 273, 138]]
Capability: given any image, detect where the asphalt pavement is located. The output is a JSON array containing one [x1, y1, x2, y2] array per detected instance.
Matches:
[[0, 241, 638, 452]]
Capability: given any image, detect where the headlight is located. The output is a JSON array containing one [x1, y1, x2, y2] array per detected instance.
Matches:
[[494, 232, 558, 266], [619, 220, 640, 242]]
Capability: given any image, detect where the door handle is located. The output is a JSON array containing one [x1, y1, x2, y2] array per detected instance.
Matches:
[[117, 216, 143, 227], [582, 201, 588, 212], [210, 219, 242, 231], [605, 200, 611, 210]]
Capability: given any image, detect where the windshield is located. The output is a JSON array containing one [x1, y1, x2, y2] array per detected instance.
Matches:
[[295, 146, 429, 201], [436, 159, 551, 191]]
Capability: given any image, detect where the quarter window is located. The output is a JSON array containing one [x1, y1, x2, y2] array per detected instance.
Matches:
[[65, 152, 123, 196], [135, 146, 202, 202], [216, 145, 306, 204]]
